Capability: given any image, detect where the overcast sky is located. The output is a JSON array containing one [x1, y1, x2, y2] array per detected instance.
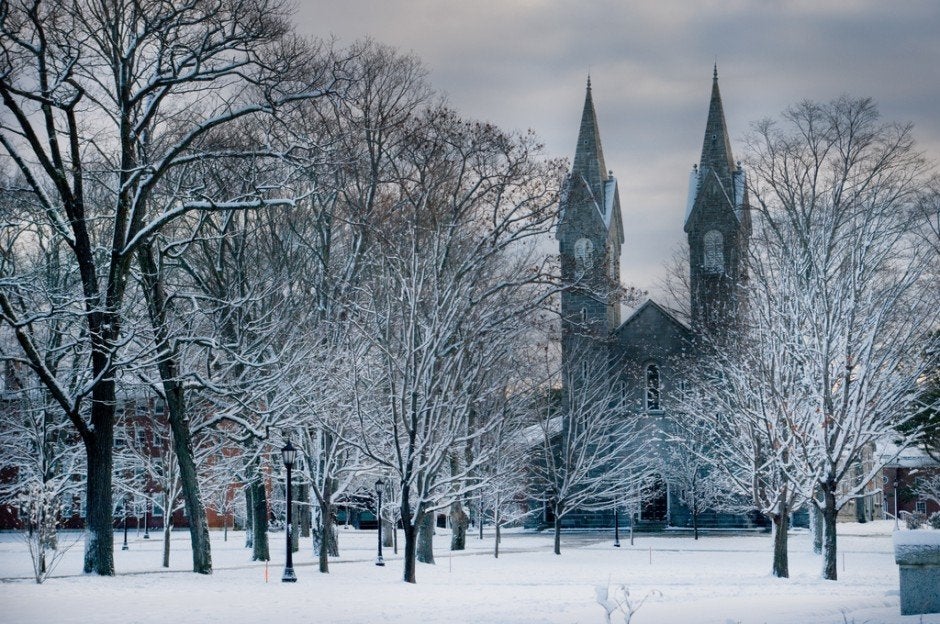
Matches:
[[296, 0, 940, 296]]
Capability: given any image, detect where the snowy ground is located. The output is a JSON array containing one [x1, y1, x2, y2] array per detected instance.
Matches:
[[1, 521, 937, 624]]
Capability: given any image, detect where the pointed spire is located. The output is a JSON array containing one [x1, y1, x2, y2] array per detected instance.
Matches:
[[572, 76, 607, 203], [699, 66, 735, 176]]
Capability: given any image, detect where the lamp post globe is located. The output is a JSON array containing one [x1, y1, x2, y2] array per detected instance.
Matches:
[[281, 440, 297, 582], [375, 479, 385, 566]]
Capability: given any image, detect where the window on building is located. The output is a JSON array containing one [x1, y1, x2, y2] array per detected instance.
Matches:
[[703, 230, 724, 273], [574, 238, 594, 270], [916, 500, 927, 514], [646, 364, 661, 411]]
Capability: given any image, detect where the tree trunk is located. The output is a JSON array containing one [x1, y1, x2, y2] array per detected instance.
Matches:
[[244, 487, 253, 549], [810, 501, 822, 555], [167, 398, 212, 573], [250, 474, 269, 561], [821, 485, 838, 580], [494, 501, 501, 558], [402, 521, 418, 583], [692, 507, 699, 540], [393, 522, 398, 554], [417, 512, 435, 564], [318, 490, 332, 573], [138, 245, 212, 574], [298, 485, 310, 538], [329, 522, 339, 556], [449, 501, 469, 551], [162, 520, 172, 568], [290, 483, 300, 554], [771, 509, 789, 578], [855, 495, 867, 523], [553, 514, 562, 555], [83, 411, 115, 576], [854, 463, 866, 523], [383, 519, 394, 548]]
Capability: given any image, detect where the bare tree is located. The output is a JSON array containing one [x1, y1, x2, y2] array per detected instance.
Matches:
[[689, 336, 808, 578], [0, 0, 338, 575], [914, 473, 940, 508], [658, 414, 728, 540], [477, 393, 536, 558], [740, 96, 938, 580], [339, 102, 563, 583], [529, 344, 654, 556]]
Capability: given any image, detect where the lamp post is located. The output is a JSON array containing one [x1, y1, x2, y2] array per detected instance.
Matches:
[[122, 499, 129, 550], [375, 479, 385, 566], [893, 477, 900, 530], [282, 440, 297, 582], [613, 506, 620, 547], [143, 491, 151, 539]]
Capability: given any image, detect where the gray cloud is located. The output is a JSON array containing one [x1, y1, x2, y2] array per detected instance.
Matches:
[[296, 0, 940, 295]]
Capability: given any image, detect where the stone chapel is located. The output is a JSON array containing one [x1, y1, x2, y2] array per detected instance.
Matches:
[[555, 68, 755, 529]]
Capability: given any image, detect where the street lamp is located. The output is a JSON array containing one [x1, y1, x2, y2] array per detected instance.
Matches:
[[122, 498, 129, 551], [613, 505, 620, 547], [143, 491, 151, 539], [375, 479, 386, 566], [893, 477, 900, 530], [281, 440, 297, 582]]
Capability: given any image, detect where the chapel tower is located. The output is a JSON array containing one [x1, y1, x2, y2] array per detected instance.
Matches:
[[684, 67, 751, 337], [557, 78, 624, 376]]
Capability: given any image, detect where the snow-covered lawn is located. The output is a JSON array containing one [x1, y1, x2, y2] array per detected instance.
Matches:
[[1, 521, 936, 624]]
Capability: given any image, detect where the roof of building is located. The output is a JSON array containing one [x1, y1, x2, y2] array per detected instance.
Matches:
[[614, 298, 692, 337], [684, 67, 747, 230]]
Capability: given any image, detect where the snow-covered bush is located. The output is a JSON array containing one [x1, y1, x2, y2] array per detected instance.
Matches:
[[595, 584, 660, 624], [18, 480, 73, 583], [929, 512, 940, 530], [904, 511, 926, 530]]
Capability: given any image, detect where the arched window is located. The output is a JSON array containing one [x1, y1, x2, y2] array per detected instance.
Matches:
[[703, 230, 724, 273], [574, 238, 594, 269], [646, 364, 661, 411]]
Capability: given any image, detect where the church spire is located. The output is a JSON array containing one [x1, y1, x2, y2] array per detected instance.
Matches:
[[572, 76, 608, 202], [699, 66, 736, 177]]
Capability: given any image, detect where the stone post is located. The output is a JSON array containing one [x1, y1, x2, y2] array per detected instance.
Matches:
[[893, 530, 940, 616]]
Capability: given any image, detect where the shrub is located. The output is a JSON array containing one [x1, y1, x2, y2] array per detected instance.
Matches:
[[18, 480, 76, 583], [929, 511, 940, 530], [905, 511, 926, 530]]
